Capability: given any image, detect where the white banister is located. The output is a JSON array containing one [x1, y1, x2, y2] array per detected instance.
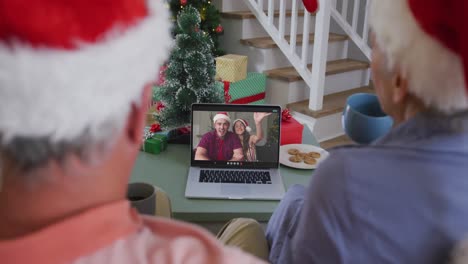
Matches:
[[341, 0, 349, 22], [289, 0, 299, 54], [352, 0, 360, 30], [258, 0, 264, 14], [279, 0, 286, 39], [309, 0, 331, 110], [243, 0, 372, 111], [331, 0, 371, 59], [301, 12, 311, 67], [268, 0, 274, 25], [362, 0, 370, 44]]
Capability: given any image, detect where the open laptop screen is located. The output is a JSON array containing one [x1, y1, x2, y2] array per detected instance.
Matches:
[[191, 104, 281, 169]]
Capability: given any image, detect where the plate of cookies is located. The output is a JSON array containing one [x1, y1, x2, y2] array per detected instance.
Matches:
[[279, 144, 329, 169]]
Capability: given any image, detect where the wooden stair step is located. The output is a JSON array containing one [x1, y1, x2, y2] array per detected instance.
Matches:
[[287, 86, 374, 119], [320, 134, 354, 149], [265, 59, 369, 82], [241, 33, 347, 49], [222, 9, 307, 19]]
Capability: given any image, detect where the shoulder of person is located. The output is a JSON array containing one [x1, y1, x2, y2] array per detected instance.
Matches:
[[204, 130, 216, 137], [325, 144, 393, 160], [200, 130, 215, 140], [226, 131, 237, 138]]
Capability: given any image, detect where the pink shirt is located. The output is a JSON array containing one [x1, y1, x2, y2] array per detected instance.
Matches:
[[0, 201, 265, 264]]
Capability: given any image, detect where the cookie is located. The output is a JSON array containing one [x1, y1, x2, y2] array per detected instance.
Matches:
[[296, 152, 307, 158], [306, 152, 321, 159], [288, 148, 300, 155], [289, 155, 303, 163], [303, 157, 317, 165]]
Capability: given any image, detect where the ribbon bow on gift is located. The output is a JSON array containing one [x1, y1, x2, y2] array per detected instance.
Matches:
[[143, 124, 162, 141], [150, 123, 161, 133], [223, 81, 232, 103], [282, 109, 292, 122]]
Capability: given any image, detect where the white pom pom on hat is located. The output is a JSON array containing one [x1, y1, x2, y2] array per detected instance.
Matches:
[[0, 0, 173, 144], [233, 119, 251, 133], [213, 112, 231, 123]]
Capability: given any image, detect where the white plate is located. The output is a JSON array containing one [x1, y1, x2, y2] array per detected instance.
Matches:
[[279, 144, 329, 169]]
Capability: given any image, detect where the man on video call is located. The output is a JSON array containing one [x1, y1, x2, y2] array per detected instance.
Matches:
[[195, 112, 244, 161]]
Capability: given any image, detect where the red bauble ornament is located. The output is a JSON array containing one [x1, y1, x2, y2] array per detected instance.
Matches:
[[302, 0, 318, 13], [155, 101, 165, 111], [215, 24, 223, 33], [156, 64, 167, 86], [281, 109, 292, 122], [180, 0, 187, 6]]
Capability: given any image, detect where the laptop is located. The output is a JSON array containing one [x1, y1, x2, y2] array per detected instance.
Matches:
[[185, 103, 285, 200]]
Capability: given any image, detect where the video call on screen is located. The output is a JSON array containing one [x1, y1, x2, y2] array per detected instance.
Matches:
[[192, 110, 280, 163]]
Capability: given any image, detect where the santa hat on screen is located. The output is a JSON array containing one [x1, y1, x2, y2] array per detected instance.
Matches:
[[233, 119, 252, 133], [0, 0, 172, 144], [369, 0, 468, 114], [213, 112, 231, 124]]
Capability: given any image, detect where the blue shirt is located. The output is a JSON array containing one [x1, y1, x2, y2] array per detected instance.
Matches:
[[266, 111, 468, 264]]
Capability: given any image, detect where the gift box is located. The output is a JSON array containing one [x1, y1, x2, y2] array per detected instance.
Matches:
[[220, 72, 266, 104], [280, 117, 304, 145], [215, 54, 248, 82], [141, 134, 168, 154]]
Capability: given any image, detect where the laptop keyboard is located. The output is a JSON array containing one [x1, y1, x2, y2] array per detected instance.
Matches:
[[199, 170, 272, 184]]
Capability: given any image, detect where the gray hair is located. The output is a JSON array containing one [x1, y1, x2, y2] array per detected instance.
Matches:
[[369, 0, 468, 114], [0, 118, 123, 180]]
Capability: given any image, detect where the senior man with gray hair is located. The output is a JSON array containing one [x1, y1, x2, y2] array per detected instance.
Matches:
[[0, 0, 268, 263], [266, 0, 468, 263]]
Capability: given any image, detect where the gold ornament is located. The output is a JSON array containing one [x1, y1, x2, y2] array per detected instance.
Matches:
[[200, 8, 206, 20]]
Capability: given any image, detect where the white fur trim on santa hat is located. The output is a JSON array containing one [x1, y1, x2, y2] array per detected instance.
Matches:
[[213, 113, 231, 124], [233, 119, 251, 133], [0, 0, 173, 145], [369, 0, 468, 114]]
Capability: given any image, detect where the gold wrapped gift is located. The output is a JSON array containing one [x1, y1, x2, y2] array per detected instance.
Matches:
[[215, 54, 248, 82]]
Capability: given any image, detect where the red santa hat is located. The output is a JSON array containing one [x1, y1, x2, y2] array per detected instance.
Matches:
[[233, 119, 252, 133], [213, 112, 231, 124], [0, 0, 172, 144], [369, 0, 468, 114]]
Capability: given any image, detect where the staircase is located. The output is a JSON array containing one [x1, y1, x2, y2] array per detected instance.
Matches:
[[214, 0, 372, 145]]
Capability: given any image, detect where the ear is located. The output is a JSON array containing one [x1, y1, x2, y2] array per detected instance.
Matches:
[[391, 72, 409, 104], [125, 84, 152, 145]]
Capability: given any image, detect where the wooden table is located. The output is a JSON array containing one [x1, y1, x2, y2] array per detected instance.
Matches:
[[130, 126, 318, 222]]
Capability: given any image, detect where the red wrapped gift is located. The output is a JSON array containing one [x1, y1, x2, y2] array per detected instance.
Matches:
[[280, 116, 304, 145]]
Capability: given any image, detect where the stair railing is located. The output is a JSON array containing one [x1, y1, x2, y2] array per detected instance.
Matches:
[[242, 0, 371, 111], [331, 0, 371, 60]]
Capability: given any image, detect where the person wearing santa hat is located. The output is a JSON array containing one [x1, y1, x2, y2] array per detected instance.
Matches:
[[195, 112, 244, 161], [232, 112, 272, 162], [0, 0, 268, 263], [265, 0, 468, 263]]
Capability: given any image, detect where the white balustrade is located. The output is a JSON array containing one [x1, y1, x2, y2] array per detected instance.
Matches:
[[242, 0, 371, 111]]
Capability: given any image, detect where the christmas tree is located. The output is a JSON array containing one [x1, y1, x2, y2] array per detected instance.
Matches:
[[154, 6, 224, 128], [170, 0, 224, 56]]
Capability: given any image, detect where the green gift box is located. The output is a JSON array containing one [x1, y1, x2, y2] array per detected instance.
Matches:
[[217, 72, 266, 104], [141, 134, 168, 154]]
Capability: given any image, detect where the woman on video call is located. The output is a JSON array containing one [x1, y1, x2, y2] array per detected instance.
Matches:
[[232, 112, 271, 162]]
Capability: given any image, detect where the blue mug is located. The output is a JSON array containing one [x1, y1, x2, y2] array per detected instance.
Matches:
[[342, 93, 393, 144]]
